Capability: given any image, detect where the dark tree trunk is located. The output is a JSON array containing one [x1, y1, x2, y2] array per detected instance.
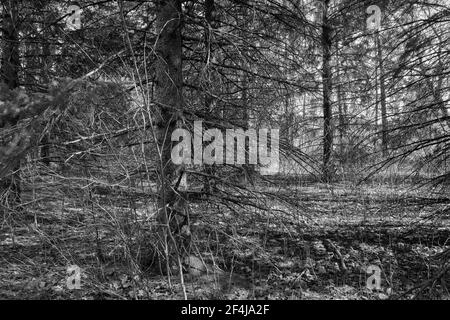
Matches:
[[321, 0, 333, 182], [376, 31, 388, 157], [40, 12, 52, 166], [241, 70, 255, 185], [240, 4, 255, 185], [1, 0, 21, 209], [152, 0, 186, 272], [336, 45, 345, 158], [203, 0, 218, 193]]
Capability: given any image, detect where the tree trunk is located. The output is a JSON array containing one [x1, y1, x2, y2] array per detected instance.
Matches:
[[152, 0, 186, 272], [336, 45, 345, 158], [321, 0, 333, 182], [0, 0, 21, 209], [241, 70, 256, 185], [376, 31, 388, 157], [240, 4, 255, 185], [374, 54, 379, 149], [203, 0, 218, 193], [40, 11, 52, 166]]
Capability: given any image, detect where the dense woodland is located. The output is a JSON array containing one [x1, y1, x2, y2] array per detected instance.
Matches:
[[0, 0, 449, 300]]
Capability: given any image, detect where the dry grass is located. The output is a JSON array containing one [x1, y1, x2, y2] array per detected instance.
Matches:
[[1, 171, 449, 299]]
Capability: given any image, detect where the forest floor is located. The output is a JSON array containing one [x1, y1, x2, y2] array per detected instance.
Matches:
[[0, 179, 449, 300]]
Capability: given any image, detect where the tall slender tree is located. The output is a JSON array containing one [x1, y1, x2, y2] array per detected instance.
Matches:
[[153, 0, 185, 270], [0, 0, 21, 209], [321, 0, 333, 181]]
